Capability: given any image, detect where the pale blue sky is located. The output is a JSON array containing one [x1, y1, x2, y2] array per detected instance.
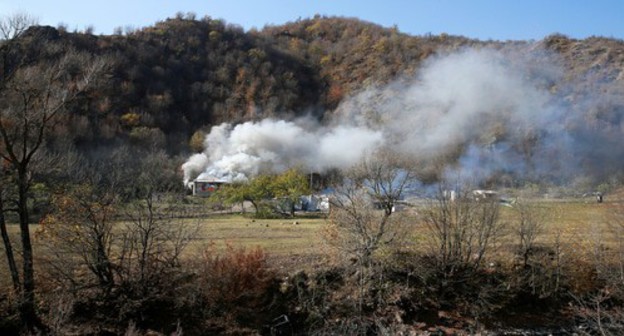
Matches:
[[0, 0, 622, 40]]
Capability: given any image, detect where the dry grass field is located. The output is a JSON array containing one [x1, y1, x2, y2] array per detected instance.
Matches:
[[0, 195, 623, 281], [188, 215, 326, 254], [184, 214, 330, 272], [502, 196, 624, 248], [167, 199, 624, 271]]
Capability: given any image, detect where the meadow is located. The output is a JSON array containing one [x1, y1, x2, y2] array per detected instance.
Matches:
[[192, 197, 621, 258], [1, 194, 620, 276]]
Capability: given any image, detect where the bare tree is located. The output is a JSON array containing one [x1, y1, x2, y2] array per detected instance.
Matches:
[[0, 13, 37, 40], [571, 202, 624, 335], [419, 185, 507, 324], [421, 186, 504, 277], [510, 200, 553, 298], [0, 13, 38, 95], [572, 289, 624, 336], [116, 150, 198, 294], [38, 184, 117, 292], [513, 200, 545, 268], [327, 150, 414, 268], [324, 150, 415, 315], [0, 170, 20, 293], [595, 204, 624, 293], [0, 16, 110, 329]]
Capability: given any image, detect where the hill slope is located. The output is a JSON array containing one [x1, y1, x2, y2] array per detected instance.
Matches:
[[4, 16, 624, 164]]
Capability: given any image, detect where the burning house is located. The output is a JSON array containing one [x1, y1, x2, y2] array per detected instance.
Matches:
[[191, 177, 229, 197]]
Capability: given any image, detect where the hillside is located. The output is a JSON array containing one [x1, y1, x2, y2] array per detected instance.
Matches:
[[4, 15, 624, 166]]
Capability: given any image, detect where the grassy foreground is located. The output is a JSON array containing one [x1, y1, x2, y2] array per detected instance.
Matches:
[[0, 196, 622, 334], [2, 197, 620, 269], [185, 214, 329, 272]]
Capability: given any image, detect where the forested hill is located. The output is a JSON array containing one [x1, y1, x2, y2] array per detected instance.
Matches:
[[6, 15, 624, 154]]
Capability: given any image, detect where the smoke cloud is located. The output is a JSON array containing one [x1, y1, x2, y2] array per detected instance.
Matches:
[[182, 119, 382, 184], [183, 47, 624, 188]]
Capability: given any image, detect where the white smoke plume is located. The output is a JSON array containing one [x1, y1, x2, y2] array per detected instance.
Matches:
[[333, 48, 581, 185], [184, 47, 624, 188], [181, 119, 382, 184], [336, 49, 560, 155]]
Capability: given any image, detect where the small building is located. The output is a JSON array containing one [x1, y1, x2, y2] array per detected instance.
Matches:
[[472, 189, 499, 201], [192, 177, 229, 197], [300, 194, 330, 212]]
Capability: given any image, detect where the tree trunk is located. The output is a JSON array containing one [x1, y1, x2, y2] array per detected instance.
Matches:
[[17, 168, 42, 331], [249, 200, 259, 214], [290, 202, 296, 218], [0, 189, 20, 292], [94, 236, 115, 291]]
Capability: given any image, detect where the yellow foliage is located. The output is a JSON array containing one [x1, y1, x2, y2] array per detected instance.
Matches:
[[373, 37, 389, 53], [305, 21, 322, 35], [189, 130, 206, 153], [208, 30, 220, 42], [320, 55, 332, 66], [247, 48, 266, 60], [120, 112, 141, 127]]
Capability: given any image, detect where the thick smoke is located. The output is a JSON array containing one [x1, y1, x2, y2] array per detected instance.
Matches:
[[333, 48, 603, 186], [182, 119, 382, 184], [183, 47, 624, 188]]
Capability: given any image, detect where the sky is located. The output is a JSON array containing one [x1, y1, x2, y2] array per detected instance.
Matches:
[[0, 0, 622, 41]]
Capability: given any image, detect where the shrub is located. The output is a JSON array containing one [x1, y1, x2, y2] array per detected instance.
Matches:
[[193, 244, 280, 329]]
